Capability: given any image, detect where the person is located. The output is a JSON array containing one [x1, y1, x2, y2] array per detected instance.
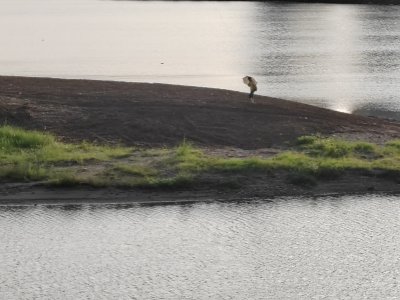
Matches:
[[242, 76, 258, 103]]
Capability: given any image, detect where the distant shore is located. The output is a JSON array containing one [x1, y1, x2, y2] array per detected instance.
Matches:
[[1, 75, 400, 205], [265, 0, 400, 4]]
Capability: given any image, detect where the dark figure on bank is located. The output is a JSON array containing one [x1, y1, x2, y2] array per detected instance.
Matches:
[[242, 76, 258, 103]]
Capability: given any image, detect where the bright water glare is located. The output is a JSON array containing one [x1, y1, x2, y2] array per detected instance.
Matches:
[[1, 0, 400, 118]]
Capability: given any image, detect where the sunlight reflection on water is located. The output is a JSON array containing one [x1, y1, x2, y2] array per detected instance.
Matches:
[[1, 0, 400, 118]]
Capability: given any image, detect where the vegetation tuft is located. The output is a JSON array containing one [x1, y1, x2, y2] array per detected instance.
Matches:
[[297, 135, 379, 158], [0, 125, 131, 182], [3, 126, 400, 189]]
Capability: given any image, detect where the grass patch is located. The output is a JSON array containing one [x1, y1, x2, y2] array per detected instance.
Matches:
[[3, 126, 400, 189], [0, 163, 48, 181], [157, 139, 387, 181], [0, 125, 131, 165], [0, 125, 55, 150], [113, 164, 158, 177], [172, 141, 209, 172], [385, 140, 400, 151], [157, 137, 400, 187], [0, 125, 132, 182], [297, 135, 379, 158]]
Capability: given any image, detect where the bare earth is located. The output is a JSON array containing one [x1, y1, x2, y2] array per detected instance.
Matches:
[[1, 75, 400, 204]]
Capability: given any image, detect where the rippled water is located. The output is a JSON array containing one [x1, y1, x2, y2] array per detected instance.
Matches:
[[2, 195, 400, 299], [1, 0, 400, 118]]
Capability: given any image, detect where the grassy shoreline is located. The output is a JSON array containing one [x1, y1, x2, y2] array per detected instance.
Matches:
[[2, 125, 400, 191]]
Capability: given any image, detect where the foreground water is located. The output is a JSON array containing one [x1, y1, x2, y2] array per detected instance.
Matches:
[[1, 195, 400, 299], [1, 0, 400, 118]]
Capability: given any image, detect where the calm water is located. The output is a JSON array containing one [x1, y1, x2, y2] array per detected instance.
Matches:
[[2, 195, 400, 299], [1, 0, 400, 118]]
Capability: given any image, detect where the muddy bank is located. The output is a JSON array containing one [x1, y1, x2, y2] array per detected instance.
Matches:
[[0, 169, 400, 205], [1, 76, 400, 150], [1, 76, 400, 204]]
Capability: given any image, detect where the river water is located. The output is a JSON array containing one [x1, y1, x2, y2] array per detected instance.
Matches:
[[1, 0, 400, 118], [1, 195, 400, 299], [2, 3, 400, 298]]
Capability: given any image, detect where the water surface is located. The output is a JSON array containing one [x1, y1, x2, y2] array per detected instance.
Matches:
[[1, 0, 400, 118], [2, 195, 400, 299]]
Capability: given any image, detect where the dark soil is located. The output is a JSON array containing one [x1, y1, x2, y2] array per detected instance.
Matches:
[[1, 76, 400, 150], [1, 169, 400, 205]]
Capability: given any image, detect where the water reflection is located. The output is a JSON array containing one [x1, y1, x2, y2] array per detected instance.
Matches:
[[353, 105, 400, 120], [251, 2, 400, 114], [0, 1, 400, 117]]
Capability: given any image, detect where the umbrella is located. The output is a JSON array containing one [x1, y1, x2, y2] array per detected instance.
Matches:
[[242, 76, 258, 103]]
